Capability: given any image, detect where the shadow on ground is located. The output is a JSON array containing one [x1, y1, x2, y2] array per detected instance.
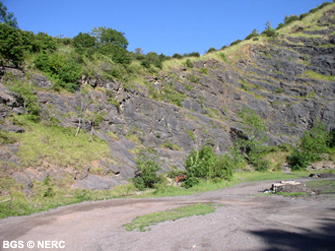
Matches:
[[249, 218, 335, 251]]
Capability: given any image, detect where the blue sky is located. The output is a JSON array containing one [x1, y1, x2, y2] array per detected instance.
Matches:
[[3, 0, 329, 56]]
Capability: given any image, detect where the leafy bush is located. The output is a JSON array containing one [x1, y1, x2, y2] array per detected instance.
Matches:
[[241, 83, 248, 91], [34, 52, 82, 92], [185, 146, 233, 181], [185, 145, 217, 179], [185, 52, 200, 57], [144, 52, 163, 69], [276, 23, 285, 30], [233, 106, 269, 170], [8, 81, 41, 121], [98, 43, 132, 65], [133, 153, 161, 190], [284, 15, 300, 25], [253, 37, 259, 41], [182, 177, 199, 188], [219, 53, 229, 63], [253, 159, 271, 172], [214, 154, 234, 180], [166, 167, 185, 179], [207, 47, 216, 53], [299, 13, 308, 20], [230, 39, 242, 46], [287, 120, 333, 170], [0, 23, 26, 65], [245, 29, 259, 40], [140, 59, 151, 68], [309, 2, 331, 14], [287, 149, 311, 170], [172, 53, 183, 59], [185, 59, 193, 68], [33, 32, 57, 52], [300, 120, 329, 156]]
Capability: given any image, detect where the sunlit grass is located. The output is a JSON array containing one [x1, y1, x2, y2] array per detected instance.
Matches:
[[300, 71, 335, 81], [123, 203, 219, 232], [14, 115, 110, 168]]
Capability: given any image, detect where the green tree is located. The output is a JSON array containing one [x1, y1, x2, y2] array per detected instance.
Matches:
[[144, 52, 163, 69], [0, 1, 18, 29], [72, 32, 96, 48], [98, 43, 132, 65], [262, 21, 277, 38], [236, 106, 269, 170], [0, 23, 25, 65], [245, 29, 259, 40], [92, 26, 129, 49], [133, 47, 145, 60], [300, 120, 329, 157]]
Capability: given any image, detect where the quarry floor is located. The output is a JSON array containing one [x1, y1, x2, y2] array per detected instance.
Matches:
[[0, 178, 335, 251]]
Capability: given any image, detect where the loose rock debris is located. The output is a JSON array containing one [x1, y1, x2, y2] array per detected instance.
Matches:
[[309, 173, 335, 178], [259, 180, 312, 194]]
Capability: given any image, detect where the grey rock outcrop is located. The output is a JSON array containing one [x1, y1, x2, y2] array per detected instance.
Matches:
[[32, 73, 52, 88]]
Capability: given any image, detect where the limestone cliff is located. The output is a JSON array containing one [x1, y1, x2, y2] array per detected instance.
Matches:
[[1, 4, 335, 190]]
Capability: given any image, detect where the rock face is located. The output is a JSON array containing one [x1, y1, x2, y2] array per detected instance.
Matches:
[[31, 73, 52, 88], [1, 7, 335, 190]]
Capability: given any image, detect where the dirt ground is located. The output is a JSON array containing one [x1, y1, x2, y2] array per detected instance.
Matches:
[[0, 178, 335, 251]]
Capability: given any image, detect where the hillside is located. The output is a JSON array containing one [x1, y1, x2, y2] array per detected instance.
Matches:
[[0, 2, 335, 216]]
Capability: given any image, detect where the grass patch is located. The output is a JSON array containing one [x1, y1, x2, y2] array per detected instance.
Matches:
[[276, 192, 309, 197], [14, 115, 110, 168], [186, 74, 200, 84], [276, 3, 335, 36], [0, 130, 18, 145], [306, 180, 335, 194], [203, 106, 220, 119], [184, 129, 195, 141], [300, 71, 335, 81], [234, 171, 307, 182], [148, 81, 187, 107], [0, 170, 311, 219], [160, 140, 183, 151], [123, 203, 219, 232], [0, 176, 137, 219], [106, 131, 119, 141]]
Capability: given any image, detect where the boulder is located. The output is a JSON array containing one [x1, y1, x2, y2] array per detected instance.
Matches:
[[32, 73, 52, 88], [71, 174, 127, 190]]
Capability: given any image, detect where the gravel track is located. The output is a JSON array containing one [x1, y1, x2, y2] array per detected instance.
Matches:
[[0, 178, 335, 251]]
